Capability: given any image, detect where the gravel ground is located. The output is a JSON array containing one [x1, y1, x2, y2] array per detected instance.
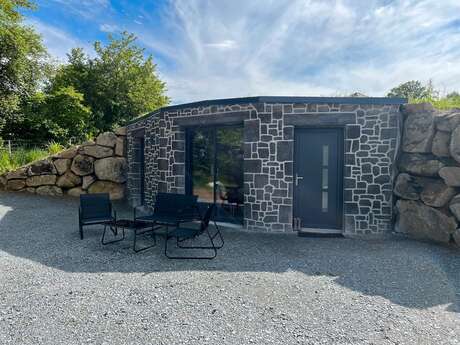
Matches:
[[0, 192, 459, 345]]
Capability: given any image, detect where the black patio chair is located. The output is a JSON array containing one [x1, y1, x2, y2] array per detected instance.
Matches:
[[164, 203, 221, 259], [133, 193, 200, 228], [78, 193, 119, 244]]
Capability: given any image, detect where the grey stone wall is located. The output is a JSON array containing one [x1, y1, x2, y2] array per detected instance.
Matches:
[[394, 103, 460, 246], [0, 130, 128, 200], [126, 100, 401, 234]]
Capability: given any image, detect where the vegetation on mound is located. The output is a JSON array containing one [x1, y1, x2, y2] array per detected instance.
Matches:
[[0, 141, 65, 174]]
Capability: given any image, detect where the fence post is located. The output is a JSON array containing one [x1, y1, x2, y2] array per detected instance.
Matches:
[[8, 140, 11, 155]]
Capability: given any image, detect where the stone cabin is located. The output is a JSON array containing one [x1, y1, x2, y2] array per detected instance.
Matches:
[[126, 96, 406, 235]]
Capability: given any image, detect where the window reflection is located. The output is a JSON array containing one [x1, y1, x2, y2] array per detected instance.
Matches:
[[191, 128, 215, 203], [189, 126, 244, 223]]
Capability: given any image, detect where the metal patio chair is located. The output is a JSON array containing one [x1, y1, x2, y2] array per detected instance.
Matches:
[[133, 193, 200, 228], [164, 203, 221, 259], [78, 193, 119, 244]]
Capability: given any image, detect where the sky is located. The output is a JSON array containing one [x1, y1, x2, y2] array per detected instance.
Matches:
[[24, 0, 460, 104]]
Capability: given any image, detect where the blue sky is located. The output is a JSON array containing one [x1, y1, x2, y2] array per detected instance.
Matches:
[[25, 0, 460, 104]]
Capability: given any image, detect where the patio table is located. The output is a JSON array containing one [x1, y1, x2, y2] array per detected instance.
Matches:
[[102, 219, 161, 253]]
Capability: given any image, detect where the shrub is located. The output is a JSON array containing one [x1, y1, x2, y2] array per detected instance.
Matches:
[[47, 141, 64, 155]]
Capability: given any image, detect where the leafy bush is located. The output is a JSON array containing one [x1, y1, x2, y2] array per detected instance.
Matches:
[[410, 96, 460, 110], [47, 141, 64, 155]]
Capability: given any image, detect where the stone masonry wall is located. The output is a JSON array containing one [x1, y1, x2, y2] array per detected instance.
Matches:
[[127, 100, 401, 234], [394, 103, 460, 246], [0, 129, 128, 200]]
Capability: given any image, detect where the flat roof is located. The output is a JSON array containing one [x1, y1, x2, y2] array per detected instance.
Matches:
[[128, 96, 407, 125]]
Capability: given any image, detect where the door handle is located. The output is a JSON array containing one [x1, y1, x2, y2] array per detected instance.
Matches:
[[295, 174, 304, 186]]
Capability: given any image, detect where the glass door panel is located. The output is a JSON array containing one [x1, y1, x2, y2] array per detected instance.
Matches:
[[190, 128, 215, 203], [187, 126, 244, 224], [216, 127, 244, 222]]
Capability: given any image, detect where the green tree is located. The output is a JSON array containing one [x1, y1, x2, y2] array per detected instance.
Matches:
[[8, 86, 91, 144], [0, 0, 49, 135], [387, 80, 433, 100], [51, 32, 169, 132]]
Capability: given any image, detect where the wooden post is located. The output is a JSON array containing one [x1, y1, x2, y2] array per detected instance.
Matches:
[[8, 140, 11, 155]]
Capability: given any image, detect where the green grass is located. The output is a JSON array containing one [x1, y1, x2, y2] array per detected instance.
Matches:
[[0, 144, 65, 174], [410, 97, 460, 110]]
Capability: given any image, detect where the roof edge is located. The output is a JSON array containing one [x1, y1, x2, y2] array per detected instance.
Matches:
[[127, 96, 407, 125]]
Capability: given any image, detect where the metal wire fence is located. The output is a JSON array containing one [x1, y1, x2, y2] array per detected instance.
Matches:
[[0, 138, 78, 154]]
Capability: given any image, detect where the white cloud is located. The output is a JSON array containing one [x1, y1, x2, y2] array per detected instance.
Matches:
[[27, 19, 93, 62], [205, 40, 237, 50], [48, 0, 111, 19], [32, 0, 460, 103], [99, 23, 119, 33], [134, 0, 460, 103]]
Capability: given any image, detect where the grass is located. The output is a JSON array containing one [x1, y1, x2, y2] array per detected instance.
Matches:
[[0, 146, 59, 175], [410, 96, 460, 110]]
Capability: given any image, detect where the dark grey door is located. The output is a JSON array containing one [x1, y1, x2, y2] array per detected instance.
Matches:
[[294, 128, 343, 230]]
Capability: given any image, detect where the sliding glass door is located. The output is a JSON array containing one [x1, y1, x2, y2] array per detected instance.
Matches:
[[186, 126, 244, 224]]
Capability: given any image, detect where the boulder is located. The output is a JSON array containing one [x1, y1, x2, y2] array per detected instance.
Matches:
[[82, 175, 96, 190], [26, 175, 57, 187], [439, 166, 460, 187], [115, 136, 126, 156], [56, 171, 81, 188], [25, 187, 36, 194], [80, 145, 113, 158], [402, 103, 435, 153], [81, 140, 96, 147], [450, 125, 460, 163], [420, 179, 456, 208], [448, 195, 460, 221], [71, 154, 94, 176], [7, 179, 26, 191], [36, 185, 63, 196], [54, 146, 78, 159], [431, 130, 451, 157], [94, 157, 127, 183], [398, 153, 444, 177], [88, 181, 125, 200], [435, 111, 460, 132], [27, 159, 57, 176], [393, 173, 423, 200], [67, 187, 86, 197], [115, 127, 127, 136], [96, 132, 117, 148], [453, 229, 460, 247], [396, 200, 457, 243], [53, 159, 71, 175], [0, 175, 6, 189], [6, 167, 27, 180]]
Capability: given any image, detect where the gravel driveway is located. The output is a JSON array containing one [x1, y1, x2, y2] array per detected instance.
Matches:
[[0, 192, 459, 345]]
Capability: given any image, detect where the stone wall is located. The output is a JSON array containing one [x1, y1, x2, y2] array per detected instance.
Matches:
[[0, 129, 127, 199], [394, 103, 460, 246], [127, 99, 401, 234]]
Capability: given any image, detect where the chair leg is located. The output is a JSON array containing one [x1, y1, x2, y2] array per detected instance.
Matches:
[[79, 223, 84, 240], [176, 223, 223, 250], [133, 226, 157, 253], [101, 224, 125, 245], [166, 233, 217, 260], [211, 221, 224, 249]]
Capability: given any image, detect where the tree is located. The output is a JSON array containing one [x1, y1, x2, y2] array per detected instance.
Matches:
[[387, 80, 433, 100], [0, 0, 49, 135], [6, 86, 91, 144], [446, 91, 460, 99], [50, 32, 169, 132]]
